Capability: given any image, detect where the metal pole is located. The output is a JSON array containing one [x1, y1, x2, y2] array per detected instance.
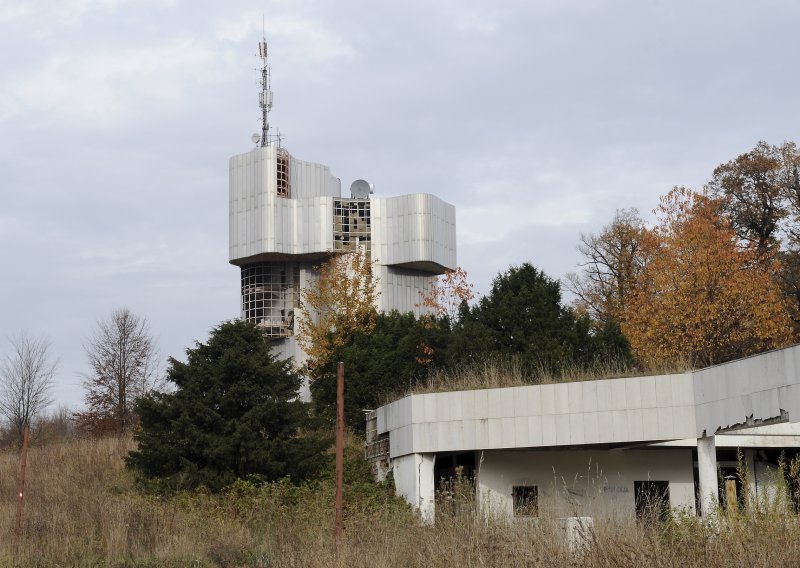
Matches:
[[334, 361, 344, 543], [13, 424, 30, 555]]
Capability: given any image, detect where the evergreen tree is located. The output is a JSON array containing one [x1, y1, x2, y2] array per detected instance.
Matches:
[[127, 320, 328, 490], [452, 263, 631, 371], [311, 311, 450, 429]]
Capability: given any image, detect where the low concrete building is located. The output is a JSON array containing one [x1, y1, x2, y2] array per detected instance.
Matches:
[[367, 344, 800, 523]]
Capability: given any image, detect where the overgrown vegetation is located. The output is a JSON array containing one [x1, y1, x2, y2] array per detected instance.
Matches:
[[3, 435, 800, 566], [128, 320, 330, 491]]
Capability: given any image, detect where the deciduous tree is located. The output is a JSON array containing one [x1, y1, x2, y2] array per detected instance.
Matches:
[[76, 308, 161, 435], [127, 320, 329, 490], [417, 267, 475, 324], [566, 208, 648, 324], [707, 141, 797, 257], [623, 187, 792, 367], [297, 250, 379, 376], [0, 332, 57, 444]]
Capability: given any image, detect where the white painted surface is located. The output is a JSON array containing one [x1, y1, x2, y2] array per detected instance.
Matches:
[[371, 193, 456, 273], [378, 345, 800, 459], [476, 449, 696, 519], [697, 435, 717, 516], [392, 453, 436, 524], [379, 374, 697, 458], [693, 345, 800, 437]]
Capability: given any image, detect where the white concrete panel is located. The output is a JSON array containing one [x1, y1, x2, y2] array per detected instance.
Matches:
[[671, 406, 697, 439], [640, 375, 657, 408], [596, 381, 613, 411], [500, 388, 515, 418], [624, 378, 641, 410], [584, 412, 600, 444], [449, 391, 463, 421], [541, 416, 557, 446], [501, 418, 516, 447], [488, 418, 504, 447], [512, 387, 529, 417], [423, 393, 437, 423], [582, 381, 598, 412], [643, 407, 660, 440], [555, 414, 571, 445], [657, 407, 675, 439], [475, 418, 489, 448], [671, 374, 694, 406], [436, 393, 452, 422], [540, 384, 556, 414], [569, 413, 585, 445], [461, 390, 476, 420], [597, 411, 614, 441], [462, 420, 476, 449], [528, 415, 543, 446], [626, 409, 644, 440], [410, 395, 423, 425], [370, 193, 456, 272], [555, 383, 569, 414], [611, 410, 628, 441], [568, 382, 583, 413], [474, 390, 488, 419], [527, 387, 543, 415], [610, 379, 627, 411], [515, 417, 529, 446], [655, 376, 674, 407], [487, 389, 503, 419]]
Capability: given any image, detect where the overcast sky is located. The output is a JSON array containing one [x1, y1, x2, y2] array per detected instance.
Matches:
[[1, 0, 798, 410]]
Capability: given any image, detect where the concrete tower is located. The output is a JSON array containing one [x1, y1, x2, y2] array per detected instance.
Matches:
[[228, 40, 456, 388]]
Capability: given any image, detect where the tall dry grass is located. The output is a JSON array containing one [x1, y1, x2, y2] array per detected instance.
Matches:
[[403, 356, 692, 398], [1, 436, 800, 567]]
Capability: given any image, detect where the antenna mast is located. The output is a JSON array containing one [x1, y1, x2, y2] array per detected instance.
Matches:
[[257, 35, 272, 147]]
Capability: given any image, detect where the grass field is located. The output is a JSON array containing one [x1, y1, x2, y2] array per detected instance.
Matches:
[[1, 435, 799, 567]]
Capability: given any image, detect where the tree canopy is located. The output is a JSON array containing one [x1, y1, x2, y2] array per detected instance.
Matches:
[[297, 250, 379, 377], [76, 308, 161, 436], [622, 188, 792, 366], [310, 311, 451, 429], [452, 263, 631, 371], [127, 320, 328, 491]]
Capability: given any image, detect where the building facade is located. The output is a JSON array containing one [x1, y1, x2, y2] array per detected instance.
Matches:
[[368, 344, 800, 523], [228, 144, 456, 388]]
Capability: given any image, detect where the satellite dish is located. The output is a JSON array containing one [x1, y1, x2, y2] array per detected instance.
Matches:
[[350, 179, 371, 199], [251, 133, 261, 145]]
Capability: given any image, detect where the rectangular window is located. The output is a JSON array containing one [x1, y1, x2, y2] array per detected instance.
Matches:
[[634, 480, 670, 524], [512, 485, 538, 517]]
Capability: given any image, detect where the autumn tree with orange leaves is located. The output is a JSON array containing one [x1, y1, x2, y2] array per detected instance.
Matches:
[[418, 267, 475, 323], [622, 187, 792, 367], [297, 250, 379, 377]]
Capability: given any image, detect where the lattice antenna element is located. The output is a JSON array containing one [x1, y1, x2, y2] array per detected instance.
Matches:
[[257, 38, 273, 148]]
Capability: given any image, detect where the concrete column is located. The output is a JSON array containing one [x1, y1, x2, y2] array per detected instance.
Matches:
[[743, 448, 756, 507], [697, 435, 717, 516], [418, 453, 436, 525], [391, 453, 437, 524]]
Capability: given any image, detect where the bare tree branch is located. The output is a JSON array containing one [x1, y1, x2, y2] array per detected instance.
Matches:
[[77, 308, 163, 435], [0, 332, 58, 444]]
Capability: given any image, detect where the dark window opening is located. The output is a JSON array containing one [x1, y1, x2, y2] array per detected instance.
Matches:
[[512, 486, 538, 517], [276, 149, 291, 198], [435, 452, 476, 520], [634, 480, 670, 524]]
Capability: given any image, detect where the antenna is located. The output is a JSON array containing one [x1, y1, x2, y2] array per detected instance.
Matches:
[[257, 30, 273, 148]]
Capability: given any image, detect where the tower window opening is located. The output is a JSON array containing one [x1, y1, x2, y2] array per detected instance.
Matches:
[[277, 149, 291, 198], [334, 199, 371, 255], [241, 263, 298, 337]]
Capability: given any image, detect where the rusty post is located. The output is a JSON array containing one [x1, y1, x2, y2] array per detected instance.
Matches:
[[13, 423, 30, 555], [334, 361, 344, 544]]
